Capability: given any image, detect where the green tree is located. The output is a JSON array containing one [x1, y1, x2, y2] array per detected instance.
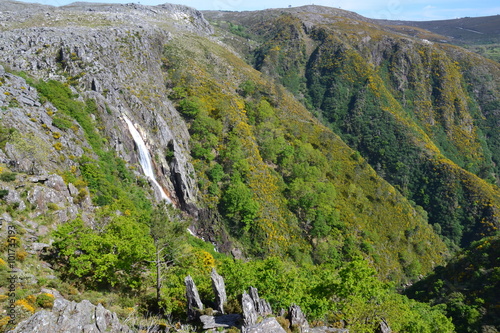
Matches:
[[52, 217, 155, 290], [221, 172, 260, 233], [149, 202, 189, 312], [238, 80, 256, 97], [178, 96, 204, 118], [288, 178, 338, 238]]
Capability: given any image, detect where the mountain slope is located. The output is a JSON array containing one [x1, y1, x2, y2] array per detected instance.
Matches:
[[162, 30, 448, 279], [378, 15, 500, 63], [0, 1, 450, 282], [204, 6, 500, 250], [406, 235, 500, 332], [379, 15, 500, 45], [1, 2, 499, 331]]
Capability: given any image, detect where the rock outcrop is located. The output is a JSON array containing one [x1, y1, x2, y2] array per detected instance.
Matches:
[[200, 314, 241, 330], [309, 328, 349, 333], [8, 298, 132, 333], [182, 272, 342, 333], [241, 286, 276, 331], [0, 67, 87, 177], [244, 317, 287, 333], [0, 1, 204, 211], [288, 304, 310, 332], [376, 319, 391, 333], [184, 275, 204, 321], [211, 268, 227, 314], [241, 292, 258, 327], [248, 287, 272, 317], [184, 272, 293, 332]]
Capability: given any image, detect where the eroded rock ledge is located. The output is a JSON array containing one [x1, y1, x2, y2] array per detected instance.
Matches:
[[8, 298, 132, 333]]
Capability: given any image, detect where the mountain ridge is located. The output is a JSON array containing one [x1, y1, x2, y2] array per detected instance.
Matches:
[[378, 15, 500, 44], [204, 5, 500, 247]]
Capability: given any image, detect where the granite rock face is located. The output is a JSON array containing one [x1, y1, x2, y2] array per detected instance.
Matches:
[[185, 275, 204, 321], [200, 314, 242, 330], [8, 298, 132, 333], [309, 328, 349, 333], [242, 286, 274, 329], [211, 268, 227, 314], [288, 304, 310, 332], [243, 317, 287, 333], [0, 69, 87, 177], [242, 292, 258, 327], [248, 286, 272, 317], [0, 1, 206, 211]]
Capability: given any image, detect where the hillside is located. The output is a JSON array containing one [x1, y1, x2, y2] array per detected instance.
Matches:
[[380, 15, 500, 45], [406, 235, 500, 333], [204, 6, 500, 250], [0, 1, 499, 332], [378, 15, 500, 62]]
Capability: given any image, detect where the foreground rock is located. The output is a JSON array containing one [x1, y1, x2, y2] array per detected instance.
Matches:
[[377, 319, 391, 333], [242, 292, 258, 327], [248, 287, 272, 317], [241, 286, 284, 332], [185, 275, 204, 321], [288, 304, 310, 332], [211, 268, 227, 314], [8, 298, 132, 333], [200, 314, 241, 330], [244, 317, 287, 333], [309, 328, 349, 333]]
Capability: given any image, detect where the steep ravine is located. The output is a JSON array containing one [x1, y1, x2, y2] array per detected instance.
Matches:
[[0, 1, 450, 279], [204, 7, 500, 249], [3, 2, 499, 332], [0, 1, 206, 212]]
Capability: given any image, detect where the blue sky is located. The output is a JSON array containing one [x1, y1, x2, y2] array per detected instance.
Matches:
[[16, 0, 500, 21]]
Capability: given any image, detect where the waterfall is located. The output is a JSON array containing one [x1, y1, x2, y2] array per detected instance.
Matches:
[[123, 115, 171, 203]]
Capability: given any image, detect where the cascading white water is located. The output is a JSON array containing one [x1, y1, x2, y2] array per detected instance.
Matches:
[[123, 115, 171, 203]]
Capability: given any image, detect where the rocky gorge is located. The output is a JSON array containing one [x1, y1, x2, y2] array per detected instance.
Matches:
[[0, 0, 499, 332]]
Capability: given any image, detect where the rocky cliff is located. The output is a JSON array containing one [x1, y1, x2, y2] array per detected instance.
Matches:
[[9, 298, 132, 333], [0, 0, 208, 211]]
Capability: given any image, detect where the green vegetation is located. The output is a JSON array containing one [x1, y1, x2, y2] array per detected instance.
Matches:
[[215, 11, 500, 251], [228, 22, 251, 39], [406, 235, 500, 333], [2, 6, 500, 333], [163, 35, 447, 284], [214, 257, 455, 332], [468, 44, 500, 62], [36, 80, 103, 150], [52, 217, 155, 289], [148, 202, 190, 312], [51, 115, 74, 131], [33, 79, 148, 208], [0, 125, 16, 150], [0, 172, 16, 182]]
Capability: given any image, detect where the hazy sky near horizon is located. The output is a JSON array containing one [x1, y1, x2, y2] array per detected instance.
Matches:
[[15, 0, 500, 21]]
